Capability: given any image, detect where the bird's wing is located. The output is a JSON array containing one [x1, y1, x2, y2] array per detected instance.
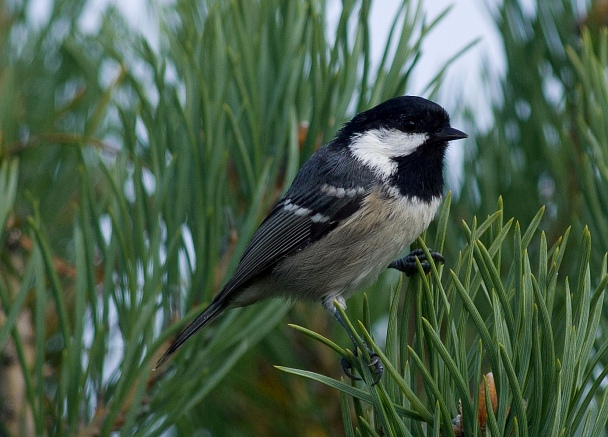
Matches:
[[219, 184, 368, 298], [156, 179, 369, 368]]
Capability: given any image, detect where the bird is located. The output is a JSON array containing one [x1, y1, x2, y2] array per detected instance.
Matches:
[[156, 96, 467, 382]]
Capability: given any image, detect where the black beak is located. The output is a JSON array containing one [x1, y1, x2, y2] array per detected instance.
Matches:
[[434, 126, 468, 141]]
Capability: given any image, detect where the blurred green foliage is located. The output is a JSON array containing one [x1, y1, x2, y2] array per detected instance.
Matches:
[[1, 0, 608, 435], [285, 197, 608, 436]]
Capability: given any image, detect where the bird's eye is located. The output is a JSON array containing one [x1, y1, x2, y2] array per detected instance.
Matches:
[[403, 120, 416, 132]]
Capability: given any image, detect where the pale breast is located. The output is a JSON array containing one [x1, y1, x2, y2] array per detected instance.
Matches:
[[269, 191, 442, 303]]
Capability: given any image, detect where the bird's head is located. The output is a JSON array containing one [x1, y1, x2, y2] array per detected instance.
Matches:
[[339, 96, 467, 179]]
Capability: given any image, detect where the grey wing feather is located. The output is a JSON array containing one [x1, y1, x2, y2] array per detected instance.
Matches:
[[219, 188, 366, 298], [156, 188, 364, 367], [216, 144, 377, 301]]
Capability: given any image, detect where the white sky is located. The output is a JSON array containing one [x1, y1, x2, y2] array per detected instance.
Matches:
[[368, 0, 503, 99], [408, 0, 504, 107], [28, 0, 504, 118], [26, 0, 506, 195], [26, 0, 504, 194]]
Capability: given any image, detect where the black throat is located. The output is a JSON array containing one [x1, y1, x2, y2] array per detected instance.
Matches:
[[390, 143, 447, 202]]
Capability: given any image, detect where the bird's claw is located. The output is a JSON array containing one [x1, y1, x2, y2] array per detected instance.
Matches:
[[341, 356, 362, 381], [389, 248, 445, 276], [341, 348, 383, 385], [367, 353, 383, 385]]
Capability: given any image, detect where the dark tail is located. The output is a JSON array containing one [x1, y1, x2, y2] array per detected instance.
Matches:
[[154, 299, 228, 369]]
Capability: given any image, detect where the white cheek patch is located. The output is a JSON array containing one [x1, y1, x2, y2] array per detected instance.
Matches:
[[350, 129, 428, 178]]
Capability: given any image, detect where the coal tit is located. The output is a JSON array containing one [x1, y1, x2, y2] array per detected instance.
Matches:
[[156, 96, 467, 378]]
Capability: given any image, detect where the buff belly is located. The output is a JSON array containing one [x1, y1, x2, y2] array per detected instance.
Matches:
[[233, 193, 441, 307]]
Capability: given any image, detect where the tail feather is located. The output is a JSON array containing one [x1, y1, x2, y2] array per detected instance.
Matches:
[[155, 299, 228, 369]]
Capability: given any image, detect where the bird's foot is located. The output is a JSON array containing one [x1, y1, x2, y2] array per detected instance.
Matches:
[[389, 248, 445, 276], [341, 347, 383, 385], [331, 300, 383, 384], [340, 355, 361, 381]]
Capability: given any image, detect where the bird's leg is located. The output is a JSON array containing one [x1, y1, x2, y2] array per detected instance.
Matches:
[[329, 297, 383, 385], [388, 248, 445, 276]]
